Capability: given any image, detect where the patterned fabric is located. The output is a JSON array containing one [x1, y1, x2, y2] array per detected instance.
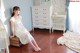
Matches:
[[11, 16, 34, 44], [57, 31, 80, 53], [52, 0, 66, 14]]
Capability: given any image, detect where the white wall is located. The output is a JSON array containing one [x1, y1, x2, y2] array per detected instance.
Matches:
[[33, 0, 41, 6]]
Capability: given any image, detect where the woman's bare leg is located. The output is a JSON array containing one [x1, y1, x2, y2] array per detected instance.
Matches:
[[32, 39, 41, 50], [29, 41, 39, 51], [27, 32, 41, 51]]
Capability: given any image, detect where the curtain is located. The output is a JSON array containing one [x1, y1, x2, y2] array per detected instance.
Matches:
[[0, 19, 6, 48], [68, 2, 80, 33]]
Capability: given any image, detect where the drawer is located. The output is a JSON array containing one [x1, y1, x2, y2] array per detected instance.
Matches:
[[42, 23, 50, 27], [40, 16, 50, 20], [32, 7, 40, 11], [33, 19, 40, 22], [41, 12, 50, 16], [32, 12, 40, 16], [41, 10, 50, 13], [32, 16, 40, 20], [32, 10, 39, 13], [40, 20, 50, 24], [39, 25, 50, 29], [41, 7, 50, 11], [33, 21, 40, 27], [32, 8, 39, 11], [33, 24, 40, 28]]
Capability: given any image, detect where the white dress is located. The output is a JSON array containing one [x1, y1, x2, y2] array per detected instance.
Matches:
[[10, 16, 34, 44]]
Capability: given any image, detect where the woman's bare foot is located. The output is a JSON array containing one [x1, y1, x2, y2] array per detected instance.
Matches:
[[38, 47, 41, 51], [33, 47, 41, 51], [34, 48, 39, 51]]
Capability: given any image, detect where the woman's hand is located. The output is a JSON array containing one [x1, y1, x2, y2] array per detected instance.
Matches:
[[9, 35, 14, 38]]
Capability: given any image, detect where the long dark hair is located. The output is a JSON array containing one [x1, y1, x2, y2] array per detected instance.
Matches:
[[11, 6, 20, 17]]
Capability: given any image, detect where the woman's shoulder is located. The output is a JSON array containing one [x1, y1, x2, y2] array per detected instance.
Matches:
[[10, 17, 15, 22]]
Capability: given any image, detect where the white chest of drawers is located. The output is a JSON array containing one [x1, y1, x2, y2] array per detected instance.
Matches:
[[52, 15, 66, 32], [32, 6, 53, 33]]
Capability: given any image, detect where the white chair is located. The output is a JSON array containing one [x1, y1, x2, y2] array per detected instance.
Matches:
[[0, 19, 9, 53], [52, 12, 66, 32], [52, 0, 66, 32]]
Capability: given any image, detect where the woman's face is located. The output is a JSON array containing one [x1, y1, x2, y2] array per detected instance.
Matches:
[[14, 10, 20, 16]]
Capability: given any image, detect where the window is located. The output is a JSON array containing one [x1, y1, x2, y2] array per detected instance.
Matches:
[[67, 0, 80, 2]]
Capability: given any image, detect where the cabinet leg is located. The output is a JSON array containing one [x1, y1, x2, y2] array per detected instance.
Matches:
[[52, 29, 54, 32], [49, 29, 51, 33], [33, 28, 34, 32], [63, 30, 65, 33]]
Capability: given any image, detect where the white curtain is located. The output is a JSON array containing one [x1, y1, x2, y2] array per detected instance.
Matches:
[[0, 19, 7, 48], [0, 19, 9, 53], [68, 2, 80, 33]]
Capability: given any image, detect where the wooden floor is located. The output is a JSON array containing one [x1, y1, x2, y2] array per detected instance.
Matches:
[[9, 29, 77, 53]]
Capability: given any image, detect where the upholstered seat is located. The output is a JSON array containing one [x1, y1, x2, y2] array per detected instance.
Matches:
[[10, 36, 22, 47]]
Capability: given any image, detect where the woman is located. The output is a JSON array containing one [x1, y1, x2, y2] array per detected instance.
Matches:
[[10, 6, 41, 51]]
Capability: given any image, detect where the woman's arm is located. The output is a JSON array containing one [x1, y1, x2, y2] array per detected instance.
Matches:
[[10, 19, 15, 37]]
